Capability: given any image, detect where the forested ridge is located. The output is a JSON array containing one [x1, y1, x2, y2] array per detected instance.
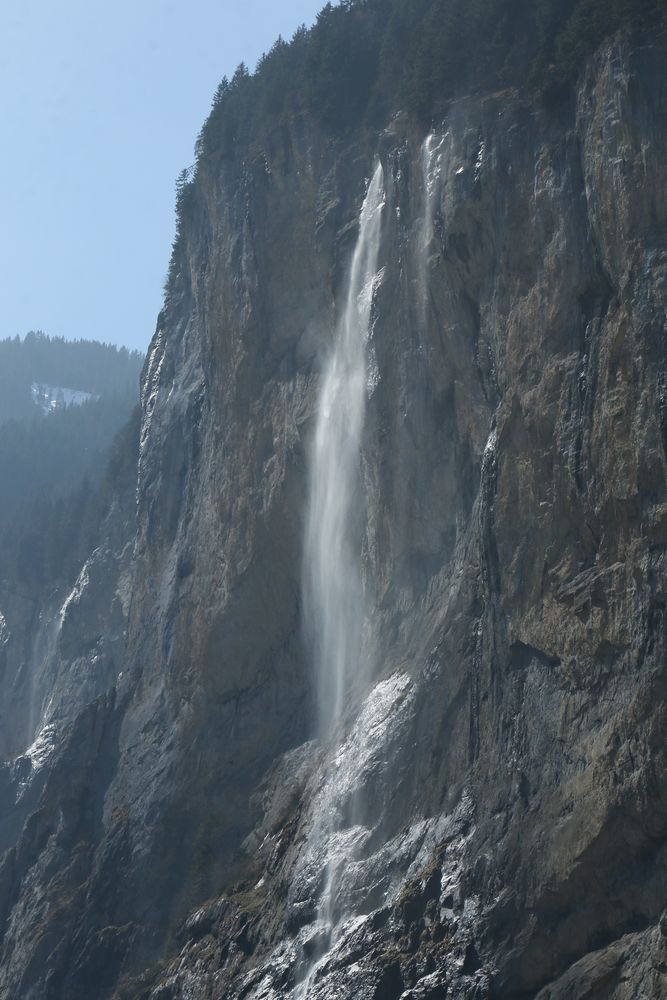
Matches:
[[199, 0, 667, 152], [0, 333, 142, 594], [167, 0, 666, 287], [0, 330, 142, 425], [0, 407, 140, 594]]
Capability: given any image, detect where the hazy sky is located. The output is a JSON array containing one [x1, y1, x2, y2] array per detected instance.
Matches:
[[0, 0, 325, 353]]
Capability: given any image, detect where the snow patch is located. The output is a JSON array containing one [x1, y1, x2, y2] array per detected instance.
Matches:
[[0, 611, 8, 646], [31, 382, 96, 415], [474, 140, 486, 181], [23, 723, 57, 772], [15, 724, 59, 800], [59, 561, 91, 623], [483, 425, 498, 462], [140, 328, 167, 461]]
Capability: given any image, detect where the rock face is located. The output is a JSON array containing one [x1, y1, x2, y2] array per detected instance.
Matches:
[[0, 33, 665, 1000]]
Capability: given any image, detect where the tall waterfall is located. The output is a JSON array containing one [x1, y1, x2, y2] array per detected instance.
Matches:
[[304, 162, 385, 733], [297, 163, 385, 996]]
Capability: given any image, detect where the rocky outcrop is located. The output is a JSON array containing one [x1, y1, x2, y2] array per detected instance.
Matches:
[[0, 426, 138, 996], [0, 31, 664, 1000]]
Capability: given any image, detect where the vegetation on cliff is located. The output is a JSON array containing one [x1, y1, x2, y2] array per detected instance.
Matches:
[[166, 0, 666, 289], [196, 0, 667, 153]]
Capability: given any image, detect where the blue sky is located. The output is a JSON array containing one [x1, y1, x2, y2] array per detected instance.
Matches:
[[0, 1, 325, 352]]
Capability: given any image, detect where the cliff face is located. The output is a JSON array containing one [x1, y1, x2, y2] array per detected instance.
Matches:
[[0, 33, 665, 1000]]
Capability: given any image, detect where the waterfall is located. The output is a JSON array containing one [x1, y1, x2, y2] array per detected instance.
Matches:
[[297, 162, 385, 995], [419, 133, 445, 319], [304, 161, 385, 734]]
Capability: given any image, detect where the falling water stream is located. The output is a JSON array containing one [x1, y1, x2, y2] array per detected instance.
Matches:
[[295, 141, 445, 994], [298, 163, 385, 995], [419, 132, 445, 319], [305, 162, 386, 732]]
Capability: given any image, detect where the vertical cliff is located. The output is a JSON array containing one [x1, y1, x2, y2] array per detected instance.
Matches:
[[0, 27, 665, 1000]]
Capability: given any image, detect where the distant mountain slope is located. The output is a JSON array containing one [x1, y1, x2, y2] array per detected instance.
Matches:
[[0, 333, 143, 586], [0, 404, 140, 594], [0, 330, 143, 426]]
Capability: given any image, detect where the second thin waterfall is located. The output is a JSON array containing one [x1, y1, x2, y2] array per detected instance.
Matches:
[[304, 162, 385, 734]]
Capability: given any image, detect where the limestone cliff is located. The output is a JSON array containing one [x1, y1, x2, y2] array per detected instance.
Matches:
[[0, 32, 665, 1000]]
